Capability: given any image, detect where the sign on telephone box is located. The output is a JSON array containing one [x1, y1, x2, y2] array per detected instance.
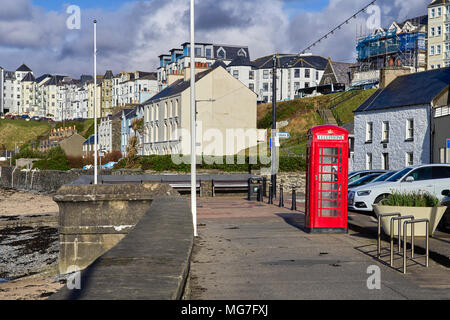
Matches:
[[305, 125, 349, 233]]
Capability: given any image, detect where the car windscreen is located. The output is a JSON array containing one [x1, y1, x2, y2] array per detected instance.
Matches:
[[386, 168, 413, 182], [349, 174, 379, 187], [372, 171, 396, 182]]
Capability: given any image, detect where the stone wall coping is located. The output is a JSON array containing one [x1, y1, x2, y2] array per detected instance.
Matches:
[[53, 183, 177, 202]]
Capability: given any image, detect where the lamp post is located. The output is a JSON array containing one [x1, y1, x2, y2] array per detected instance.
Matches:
[[94, 20, 98, 185], [190, 0, 198, 237]]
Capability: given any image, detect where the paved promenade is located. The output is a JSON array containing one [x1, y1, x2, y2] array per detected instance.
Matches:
[[189, 198, 450, 300]]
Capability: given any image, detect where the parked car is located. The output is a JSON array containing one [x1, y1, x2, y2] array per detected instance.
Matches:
[[348, 170, 388, 184], [348, 173, 385, 190], [348, 164, 450, 212], [439, 190, 450, 232], [30, 116, 41, 121]]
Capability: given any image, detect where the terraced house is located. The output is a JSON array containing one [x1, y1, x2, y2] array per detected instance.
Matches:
[[227, 53, 328, 102], [157, 42, 250, 90], [427, 0, 450, 69], [142, 62, 258, 156]]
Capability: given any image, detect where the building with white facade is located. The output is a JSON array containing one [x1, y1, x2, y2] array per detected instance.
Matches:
[[427, 0, 450, 69], [3, 64, 33, 114], [157, 42, 250, 91], [142, 63, 258, 156], [227, 54, 328, 102], [353, 67, 450, 171]]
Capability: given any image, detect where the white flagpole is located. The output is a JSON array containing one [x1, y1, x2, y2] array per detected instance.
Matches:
[[94, 20, 98, 185], [190, 0, 198, 237]]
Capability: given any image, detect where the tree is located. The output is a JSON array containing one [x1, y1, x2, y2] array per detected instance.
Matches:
[[125, 117, 144, 168]]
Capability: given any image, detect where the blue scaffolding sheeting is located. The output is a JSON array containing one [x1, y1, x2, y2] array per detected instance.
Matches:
[[357, 30, 426, 60]]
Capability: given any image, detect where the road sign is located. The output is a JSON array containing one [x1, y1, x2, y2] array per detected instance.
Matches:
[[447, 139, 450, 149], [277, 132, 290, 139]]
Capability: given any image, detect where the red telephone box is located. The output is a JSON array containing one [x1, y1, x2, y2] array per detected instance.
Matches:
[[305, 125, 349, 233]]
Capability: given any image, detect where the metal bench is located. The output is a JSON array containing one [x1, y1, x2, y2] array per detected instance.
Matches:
[[167, 181, 202, 196], [212, 180, 249, 197]]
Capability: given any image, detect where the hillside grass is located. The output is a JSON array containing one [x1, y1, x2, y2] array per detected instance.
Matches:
[[0, 118, 96, 151], [256, 89, 376, 157], [332, 89, 377, 125], [0, 119, 51, 150]]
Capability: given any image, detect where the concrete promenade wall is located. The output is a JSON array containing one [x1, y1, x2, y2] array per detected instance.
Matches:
[[54, 183, 179, 273], [0, 166, 306, 195], [50, 196, 193, 300]]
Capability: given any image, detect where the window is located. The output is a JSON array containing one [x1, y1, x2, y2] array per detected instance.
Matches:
[[195, 47, 202, 57], [233, 70, 239, 79], [366, 153, 373, 170], [366, 122, 373, 142], [432, 166, 450, 179], [406, 152, 414, 167], [382, 121, 389, 142], [437, 45, 442, 55], [316, 71, 319, 81], [263, 83, 269, 92], [263, 70, 269, 79], [217, 48, 226, 59], [406, 119, 414, 140], [249, 71, 254, 80], [431, 46, 435, 55], [438, 7, 442, 16], [305, 69, 311, 78], [205, 48, 212, 58], [406, 167, 432, 181], [431, 8, 435, 18], [305, 82, 310, 88], [431, 27, 435, 37], [294, 69, 300, 78], [438, 26, 442, 36], [382, 153, 389, 170], [249, 83, 254, 91]]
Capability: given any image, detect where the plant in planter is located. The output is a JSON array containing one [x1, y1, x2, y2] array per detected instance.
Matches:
[[374, 191, 446, 236]]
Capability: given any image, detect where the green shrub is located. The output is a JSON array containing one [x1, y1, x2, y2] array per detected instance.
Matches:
[[114, 154, 305, 172], [32, 146, 70, 171], [382, 192, 440, 208], [12, 145, 45, 165]]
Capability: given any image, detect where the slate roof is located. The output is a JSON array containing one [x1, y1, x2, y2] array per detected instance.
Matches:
[[428, 0, 448, 8], [355, 67, 450, 113], [45, 75, 66, 86], [21, 72, 35, 82], [16, 64, 32, 72], [35, 74, 52, 83], [143, 66, 220, 105], [330, 61, 355, 86], [83, 135, 97, 145], [213, 45, 250, 60], [227, 56, 257, 68], [104, 70, 114, 80], [252, 54, 328, 70]]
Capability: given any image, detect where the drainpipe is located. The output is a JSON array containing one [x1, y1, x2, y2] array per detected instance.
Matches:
[[429, 103, 434, 164]]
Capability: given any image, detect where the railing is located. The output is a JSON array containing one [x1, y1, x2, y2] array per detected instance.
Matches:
[[377, 213, 430, 274]]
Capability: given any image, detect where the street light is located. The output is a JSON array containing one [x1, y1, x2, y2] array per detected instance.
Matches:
[[94, 20, 98, 185], [190, 0, 198, 237]]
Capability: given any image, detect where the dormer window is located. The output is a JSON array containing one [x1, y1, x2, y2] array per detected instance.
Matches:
[[237, 48, 247, 57], [217, 47, 226, 59]]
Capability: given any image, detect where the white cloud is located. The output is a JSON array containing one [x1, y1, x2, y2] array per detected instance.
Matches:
[[0, 0, 431, 77]]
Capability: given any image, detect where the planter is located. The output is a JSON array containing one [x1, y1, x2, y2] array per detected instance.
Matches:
[[373, 205, 446, 237]]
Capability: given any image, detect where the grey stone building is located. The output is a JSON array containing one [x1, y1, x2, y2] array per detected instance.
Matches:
[[353, 67, 450, 171]]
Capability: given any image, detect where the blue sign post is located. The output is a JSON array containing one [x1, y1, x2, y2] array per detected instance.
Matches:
[[447, 139, 450, 149]]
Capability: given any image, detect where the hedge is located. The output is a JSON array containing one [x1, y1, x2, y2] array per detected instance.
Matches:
[[115, 155, 306, 172]]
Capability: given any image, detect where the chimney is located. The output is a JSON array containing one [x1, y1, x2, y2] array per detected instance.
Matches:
[[184, 62, 209, 82], [380, 67, 412, 89]]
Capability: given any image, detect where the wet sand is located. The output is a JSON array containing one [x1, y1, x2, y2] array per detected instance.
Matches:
[[0, 188, 59, 217], [0, 188, 63, 300]]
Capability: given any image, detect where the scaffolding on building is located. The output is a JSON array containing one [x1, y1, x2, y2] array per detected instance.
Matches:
[[356, 29, 426, 72]]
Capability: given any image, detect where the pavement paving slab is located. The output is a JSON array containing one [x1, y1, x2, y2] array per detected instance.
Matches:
[[189, 197, 450, 300]]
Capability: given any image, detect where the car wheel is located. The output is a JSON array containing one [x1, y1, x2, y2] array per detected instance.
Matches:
[[374, 194, 390, 205]]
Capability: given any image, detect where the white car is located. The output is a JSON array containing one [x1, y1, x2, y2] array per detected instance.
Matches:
[[348, 164, 450, 212]]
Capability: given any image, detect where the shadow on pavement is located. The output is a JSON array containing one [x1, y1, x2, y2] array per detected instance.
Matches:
[[276, 212, 307, 232]]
